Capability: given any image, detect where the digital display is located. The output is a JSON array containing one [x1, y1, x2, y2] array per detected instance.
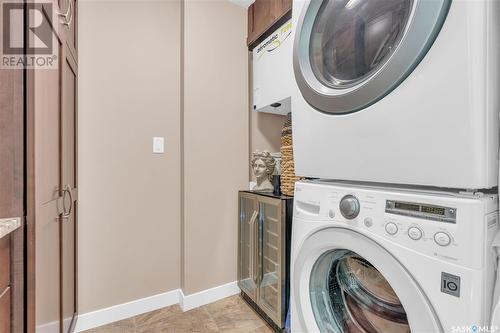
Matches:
[[421, 205, 446, 216], [394, 202, 420, 212], [393, 201, 447, 216], [386, 200, 455, 223]]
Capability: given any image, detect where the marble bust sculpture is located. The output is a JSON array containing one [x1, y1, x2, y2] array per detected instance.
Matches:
[[251, 151, 276, 192]]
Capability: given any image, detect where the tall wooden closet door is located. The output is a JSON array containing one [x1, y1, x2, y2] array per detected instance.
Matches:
[[32, 26, 63, 333], [60, 0, 78, 330], [61, 44, 78, 333], [28, 0, 78, 331]]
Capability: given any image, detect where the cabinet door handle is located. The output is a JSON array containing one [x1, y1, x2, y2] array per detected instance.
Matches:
[[61, 184, 73, 220], [58, 0, 73, 27], [248, 210, 258, 285], [63, 0, 74, 27], [57, 1, 71, 20], [259, 214, 264, 284], [252, 210, 260, 286]]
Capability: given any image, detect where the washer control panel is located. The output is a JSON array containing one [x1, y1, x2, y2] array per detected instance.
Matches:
[[294, 181, 499, 269]]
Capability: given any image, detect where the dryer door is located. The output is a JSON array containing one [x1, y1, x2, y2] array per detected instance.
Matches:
[[293, 0, 450, 114], [293, 228, 442, 332]]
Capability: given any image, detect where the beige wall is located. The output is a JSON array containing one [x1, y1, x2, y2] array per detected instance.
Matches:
[[182, 0, 249, 294], [78, 0, 181, 313], [79, 0, 248, 313], [249, 111, 285, 181]]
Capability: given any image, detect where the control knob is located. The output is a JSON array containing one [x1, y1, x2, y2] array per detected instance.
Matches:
[[339, 195, 360, 219]]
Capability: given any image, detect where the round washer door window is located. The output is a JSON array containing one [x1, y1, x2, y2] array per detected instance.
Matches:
[[310, 250, 410, 333], [291, 228, 442, 333], [293, 0, 451, 114]]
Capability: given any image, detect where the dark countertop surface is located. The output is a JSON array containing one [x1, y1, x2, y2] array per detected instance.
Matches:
[[239, 190, 293, 200]]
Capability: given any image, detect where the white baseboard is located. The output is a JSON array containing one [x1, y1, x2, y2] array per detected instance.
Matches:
[[74, 281, 240, 332], [36, 315, 75, 332], [74, 289, 180, 332], [180, 281, 240, 311]]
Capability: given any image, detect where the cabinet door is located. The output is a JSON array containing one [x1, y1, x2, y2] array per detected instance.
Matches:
[[32, 29, 63, 333], [61, 39, 78, 333], [238, 193, 259, 301], [0, 10, 24, 331], [248, 0, 276, 46], [27, 2, 78, 331], [247, 0, 292, 47], [257, 196, 283, 326], [0, 236, 10, 293]]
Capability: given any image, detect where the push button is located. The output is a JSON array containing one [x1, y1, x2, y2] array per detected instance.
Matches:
[[434, 232, 451, 246], [385, 222, 398, 235], [408, 227, 423, 240], [328, 209, 335, 218], [364, 217, 373, 227]]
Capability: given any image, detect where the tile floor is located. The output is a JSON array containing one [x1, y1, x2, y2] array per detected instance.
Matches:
[[83, 295, 275, 333]]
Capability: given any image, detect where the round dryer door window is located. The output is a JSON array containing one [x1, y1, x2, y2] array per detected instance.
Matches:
[[293, 0, 451, 114], [310, 250, 410, 333]]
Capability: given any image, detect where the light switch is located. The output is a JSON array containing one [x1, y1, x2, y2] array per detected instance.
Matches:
[[153, 137, 165, 154]]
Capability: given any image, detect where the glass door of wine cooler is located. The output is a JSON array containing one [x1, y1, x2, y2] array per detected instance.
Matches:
[[238, 193, 259, 301], [257, 196, 284, 326]]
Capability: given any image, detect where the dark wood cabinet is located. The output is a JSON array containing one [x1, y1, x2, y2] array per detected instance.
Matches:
[[0, 235, 11, 333], [27, 0, 78, 332], [247, 0, 292, 48], [0, 287, 10, 333], [0, 0, 76, 331], [0, 5, 25, 331], [0, 237, 9, 293]]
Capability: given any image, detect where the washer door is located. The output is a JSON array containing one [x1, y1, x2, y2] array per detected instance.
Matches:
[[293, 228, 442, 332], [293, 0, 450, 114]]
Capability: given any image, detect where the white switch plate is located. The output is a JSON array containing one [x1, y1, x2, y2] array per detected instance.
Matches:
[[153, 137, 165, 154]]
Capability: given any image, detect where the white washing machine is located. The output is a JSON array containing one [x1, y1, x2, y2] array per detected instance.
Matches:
[[291, 0, 500, 189], [291, 181, 499, 332]]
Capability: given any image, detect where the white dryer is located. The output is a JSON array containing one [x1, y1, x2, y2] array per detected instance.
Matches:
[[291, 181, 499, 332], [291, 0, 500, 189]]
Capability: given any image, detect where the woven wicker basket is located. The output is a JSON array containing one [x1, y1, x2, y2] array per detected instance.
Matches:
[[280, 113, 302, 196]]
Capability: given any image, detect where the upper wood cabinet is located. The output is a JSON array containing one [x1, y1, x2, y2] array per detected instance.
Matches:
[[247, 0, 292, 48]]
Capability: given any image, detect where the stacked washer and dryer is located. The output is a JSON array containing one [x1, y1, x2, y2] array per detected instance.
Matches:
[[288, 0, 500, 332]]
